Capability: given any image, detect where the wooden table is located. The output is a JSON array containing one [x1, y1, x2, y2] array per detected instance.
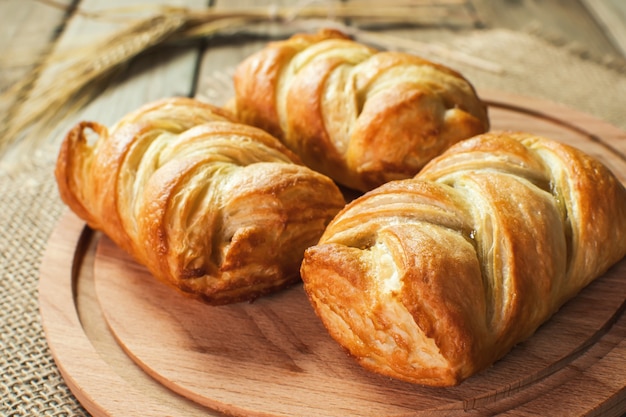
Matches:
[[1, 0, 625, 143], [2, 1, 625, 416]]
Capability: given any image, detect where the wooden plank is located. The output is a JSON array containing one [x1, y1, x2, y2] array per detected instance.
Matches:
[[344, 0, 479, 30], [0, 0, 70, 112], [196, 0, 294, 107], [470, 0, 622, 58], [579, 0, 626, 58]]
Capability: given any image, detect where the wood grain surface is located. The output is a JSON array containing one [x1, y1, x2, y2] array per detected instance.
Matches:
[[39, 91, 626, 417]]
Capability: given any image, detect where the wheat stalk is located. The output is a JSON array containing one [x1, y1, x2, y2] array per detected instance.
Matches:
[[0, 12, 187, 162]]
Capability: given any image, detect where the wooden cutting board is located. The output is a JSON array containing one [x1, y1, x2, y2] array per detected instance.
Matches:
[[39, 90, 626, 417]]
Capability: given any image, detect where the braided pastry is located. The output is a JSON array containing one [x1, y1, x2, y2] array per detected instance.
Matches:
[[233, 29, 489, 192], [55, 97, 345, 305], [301, 131, 626, 386]]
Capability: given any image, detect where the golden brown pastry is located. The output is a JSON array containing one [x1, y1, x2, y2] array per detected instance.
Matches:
[[56, 97, 345, 305], [233, 29, 489, 192], [301, 131, 626, 386]]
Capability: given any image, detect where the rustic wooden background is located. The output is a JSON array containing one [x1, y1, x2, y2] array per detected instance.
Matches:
[[1, 0, 624, 161]]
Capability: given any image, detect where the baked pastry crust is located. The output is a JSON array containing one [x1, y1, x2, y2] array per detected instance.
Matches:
[[300, 131, 626, 386], [56, 97, 346, 305], [234, 29, 489, 192]]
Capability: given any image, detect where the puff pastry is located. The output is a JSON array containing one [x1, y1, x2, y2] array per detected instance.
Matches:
[[233, 29, 489, 192], [301, 131, 626, 386], [55, 97, 345, 305]]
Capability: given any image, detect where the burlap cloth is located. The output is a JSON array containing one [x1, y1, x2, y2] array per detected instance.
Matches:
[[1, 28, 625, 416]]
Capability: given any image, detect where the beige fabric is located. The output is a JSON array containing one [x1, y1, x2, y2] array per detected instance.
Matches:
[[0, 28, 624, 416], [0, 162, 83, 415]]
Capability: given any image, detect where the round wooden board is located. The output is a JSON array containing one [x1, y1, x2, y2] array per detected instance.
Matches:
[[40, 91, 626, 417]]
